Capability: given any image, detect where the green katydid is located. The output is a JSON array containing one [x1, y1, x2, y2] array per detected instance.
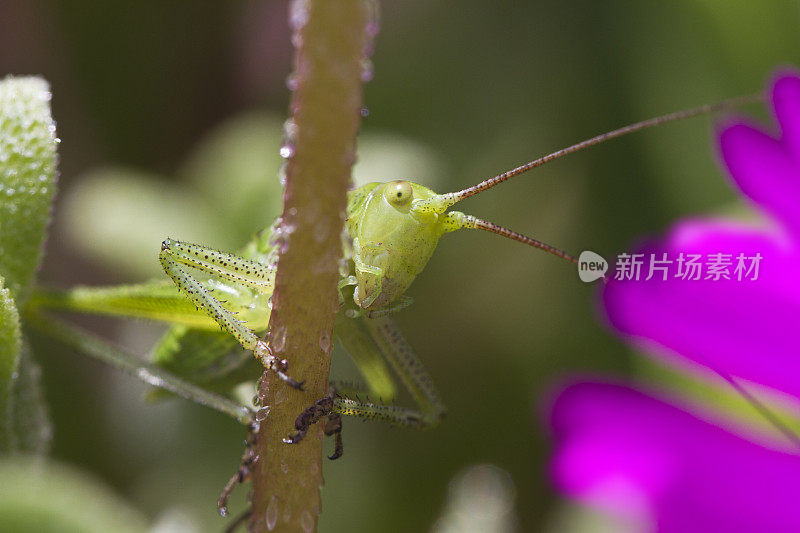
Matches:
[[32, 93, 787, 462]]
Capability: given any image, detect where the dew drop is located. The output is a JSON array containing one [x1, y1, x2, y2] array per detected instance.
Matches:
[[279, 144, 295, 159], [319, 331, 331, 353], [272, 325, 287, 352], [360, 106, 370, 118], [274, 386, 287, 406], [291, 31, 303, 49], [360, 58, 374, 82], [366, 18, 380, 39], [283, 118, 298, 141], [288, 0, 310, 31], [304, 196, 322, 225], [313, 221, 330, 243], [266, 495, 279, 531], [363, 0, 381, 57], [301, 510, 314, 533], [256, 406, 271, 422], [285, 73, 299, 91], [278, 163, 287, 187]]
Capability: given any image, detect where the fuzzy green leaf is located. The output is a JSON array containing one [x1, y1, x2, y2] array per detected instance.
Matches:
[[0, 278, 51, 455], [9, 343, 51, 454], [0, 76, 59, 304], [0, 277, 22, 452]]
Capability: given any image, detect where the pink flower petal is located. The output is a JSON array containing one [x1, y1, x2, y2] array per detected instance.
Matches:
[[772, 71, 800, 158], [548, 381, 800, 533], [718, 122, 800, 237], [602, 219, 800, 398]]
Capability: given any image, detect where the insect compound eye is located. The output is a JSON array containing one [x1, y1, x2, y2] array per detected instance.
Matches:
[[385, 180, 413, 207]]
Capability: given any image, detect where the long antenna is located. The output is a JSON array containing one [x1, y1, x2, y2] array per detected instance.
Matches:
[[449, 90, 800, 449], [445, 93, 763, 204], [458, 214, 578, 265]]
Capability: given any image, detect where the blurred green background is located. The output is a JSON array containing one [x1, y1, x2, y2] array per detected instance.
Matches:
[[3, 1, 800, 531]]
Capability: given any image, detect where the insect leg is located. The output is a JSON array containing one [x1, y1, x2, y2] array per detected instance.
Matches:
[[364, 295, 414, 318], [282, 391, 336, 446], [218, 421, 260, 517], [284, 382, 421, 460], [324, 413, 343, 460], [352, 240, 385, 308], [334, 314, 397, 400], [285, 316, 446, 452], [362, 316, 446, 428], [332, 394, 435, 427], [159, 238, 303, 389], [161, 238, 275, 292]]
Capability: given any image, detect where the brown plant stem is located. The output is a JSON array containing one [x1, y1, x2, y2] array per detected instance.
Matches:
[[249, 1, 370, 531]]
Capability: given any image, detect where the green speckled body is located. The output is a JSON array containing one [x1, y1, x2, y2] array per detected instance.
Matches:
[[345, 182, 450, 310]]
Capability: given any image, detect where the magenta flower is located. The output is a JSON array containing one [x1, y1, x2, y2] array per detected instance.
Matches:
[[549, 382, 800, 532], [604, 71, 800, 397], [546, 70, 800, 531]]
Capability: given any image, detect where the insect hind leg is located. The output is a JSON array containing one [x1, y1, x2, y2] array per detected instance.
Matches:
[[159, 238, 303, 389]]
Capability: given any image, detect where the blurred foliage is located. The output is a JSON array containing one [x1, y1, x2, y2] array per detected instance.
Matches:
[[0, 457, 148, 533], [60, 112, 286, 278], [1, 1, 799, 532], [431, 464, 519, 533]]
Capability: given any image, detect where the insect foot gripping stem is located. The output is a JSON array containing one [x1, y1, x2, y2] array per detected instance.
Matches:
[[254, 339, 305, 391], [283, 390, 344, 460]]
